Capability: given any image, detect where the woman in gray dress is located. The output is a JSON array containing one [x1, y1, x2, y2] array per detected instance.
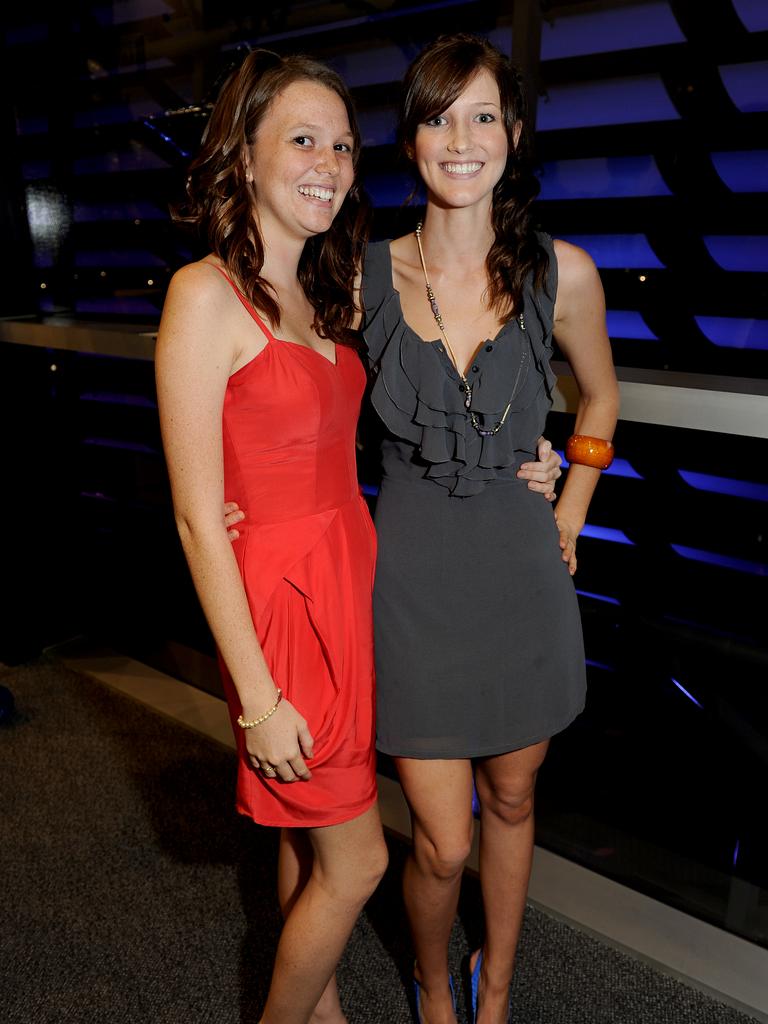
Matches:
[[359, 34, 619, 1024]]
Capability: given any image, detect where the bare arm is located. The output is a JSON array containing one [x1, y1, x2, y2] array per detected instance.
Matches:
[[155, 263, 313, 780], [551, 240, 620, 571]]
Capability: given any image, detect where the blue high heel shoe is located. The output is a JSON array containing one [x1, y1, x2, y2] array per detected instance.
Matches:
[[413, 972, 456, 1023], [469, 948, 483, 1022], [467, 948, 512, 1023]]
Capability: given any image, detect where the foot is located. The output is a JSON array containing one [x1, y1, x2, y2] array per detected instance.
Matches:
[[414, 971, 457, 1024], [470, 949, 512, 1024], [308, 975, 348, 1023]]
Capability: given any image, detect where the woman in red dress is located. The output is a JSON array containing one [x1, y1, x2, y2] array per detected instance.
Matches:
[[155, 51, 387, 1024]]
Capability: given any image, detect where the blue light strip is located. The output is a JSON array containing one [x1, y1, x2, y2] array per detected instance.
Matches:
[[732, 0, 768, 31], [606, 309, 659, 341], [671, 544, 768, 576], [719, 61, 768, 112], [694, 315, 768, 350], [560, 234, 665, 269], [538, 155, 672, 200], [702, 236, 768, 272], [360, 483, 380, 497], [733, 839, 741, 867], [586, 658, 615, 672], [678, 469, 768, 502], [581, 525, 635, 545], [604, 459, 644, 479], [711, 151, 768, 193], [143, 118, 190, 158], [671, 677, 704, 709], [541, 2, 684, 60], [576, 589, 621, 606], [537, 75, 680, 131], [557, 451, 643, 479]]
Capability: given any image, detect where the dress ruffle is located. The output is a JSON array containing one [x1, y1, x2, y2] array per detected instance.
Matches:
[[361, 236, 558, 497], [231, 491, 378, 770], [236, 509, 339, 623]]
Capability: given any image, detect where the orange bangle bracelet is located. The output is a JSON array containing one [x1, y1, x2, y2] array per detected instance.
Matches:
[[565, 434, 615, 470]]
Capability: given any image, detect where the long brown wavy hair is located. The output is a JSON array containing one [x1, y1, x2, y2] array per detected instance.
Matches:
[[177, 49, 369, 347], [399, 34, 549, 318]]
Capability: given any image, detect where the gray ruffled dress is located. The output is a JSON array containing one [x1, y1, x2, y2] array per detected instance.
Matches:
[[361, 236, 586, 759]]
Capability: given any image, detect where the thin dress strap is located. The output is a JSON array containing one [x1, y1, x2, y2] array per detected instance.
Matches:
[[213, 264, 275, 344]]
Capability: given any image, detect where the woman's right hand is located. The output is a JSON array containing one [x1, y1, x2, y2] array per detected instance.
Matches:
[[224, 501, 245, 540], [243, 697, 314, 782], [517, 437, 562, 501]]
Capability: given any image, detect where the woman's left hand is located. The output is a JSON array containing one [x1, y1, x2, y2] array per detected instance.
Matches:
[[224, 501, 245, 540], [517, 437, 562, 501], [554, 511, 578, 575]]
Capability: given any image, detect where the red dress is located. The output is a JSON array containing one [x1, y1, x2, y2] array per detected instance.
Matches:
[[217, 274, 377, 827]]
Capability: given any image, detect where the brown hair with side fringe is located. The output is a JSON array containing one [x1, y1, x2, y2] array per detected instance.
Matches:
[[399, 33, 548, 318], [177, 49, 369, 347]]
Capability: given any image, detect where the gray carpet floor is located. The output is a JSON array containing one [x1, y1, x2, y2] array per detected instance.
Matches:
[[0, 657, 759, 1024]]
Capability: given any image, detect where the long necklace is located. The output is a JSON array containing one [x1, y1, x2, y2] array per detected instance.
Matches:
[[414, 222, 525, 438]]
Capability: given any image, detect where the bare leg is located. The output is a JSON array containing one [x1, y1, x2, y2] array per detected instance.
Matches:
[[278, 829, 347, 1023], [395, 758, 475, 1024], [260, 804, 387, 1024], [472, 740, 549, 1024]]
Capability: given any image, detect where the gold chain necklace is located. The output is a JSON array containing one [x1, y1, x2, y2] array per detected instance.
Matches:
[[414, 222, 525, 438]]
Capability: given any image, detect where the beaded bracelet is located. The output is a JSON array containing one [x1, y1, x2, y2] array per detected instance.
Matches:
[[565, 434, 615, 470], [237, 689, 283, 729]]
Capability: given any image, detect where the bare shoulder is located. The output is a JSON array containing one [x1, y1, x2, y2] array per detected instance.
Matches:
[[164, 258, 233, 317], [552, 239, 605, 326], [553, 238, 600, 290], [157, 258, 240, 373]]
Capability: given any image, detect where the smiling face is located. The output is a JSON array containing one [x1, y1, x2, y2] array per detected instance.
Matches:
[[245, 78, 356, 244], [413, 69, 513, 212]]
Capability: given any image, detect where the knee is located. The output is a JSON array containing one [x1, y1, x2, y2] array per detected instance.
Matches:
[[314, 836, 387, 906], [345, 839, 389, 902], [367, 839, 390, 890], [414, 832, 472, 882], [479, 782, 535, 827]]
